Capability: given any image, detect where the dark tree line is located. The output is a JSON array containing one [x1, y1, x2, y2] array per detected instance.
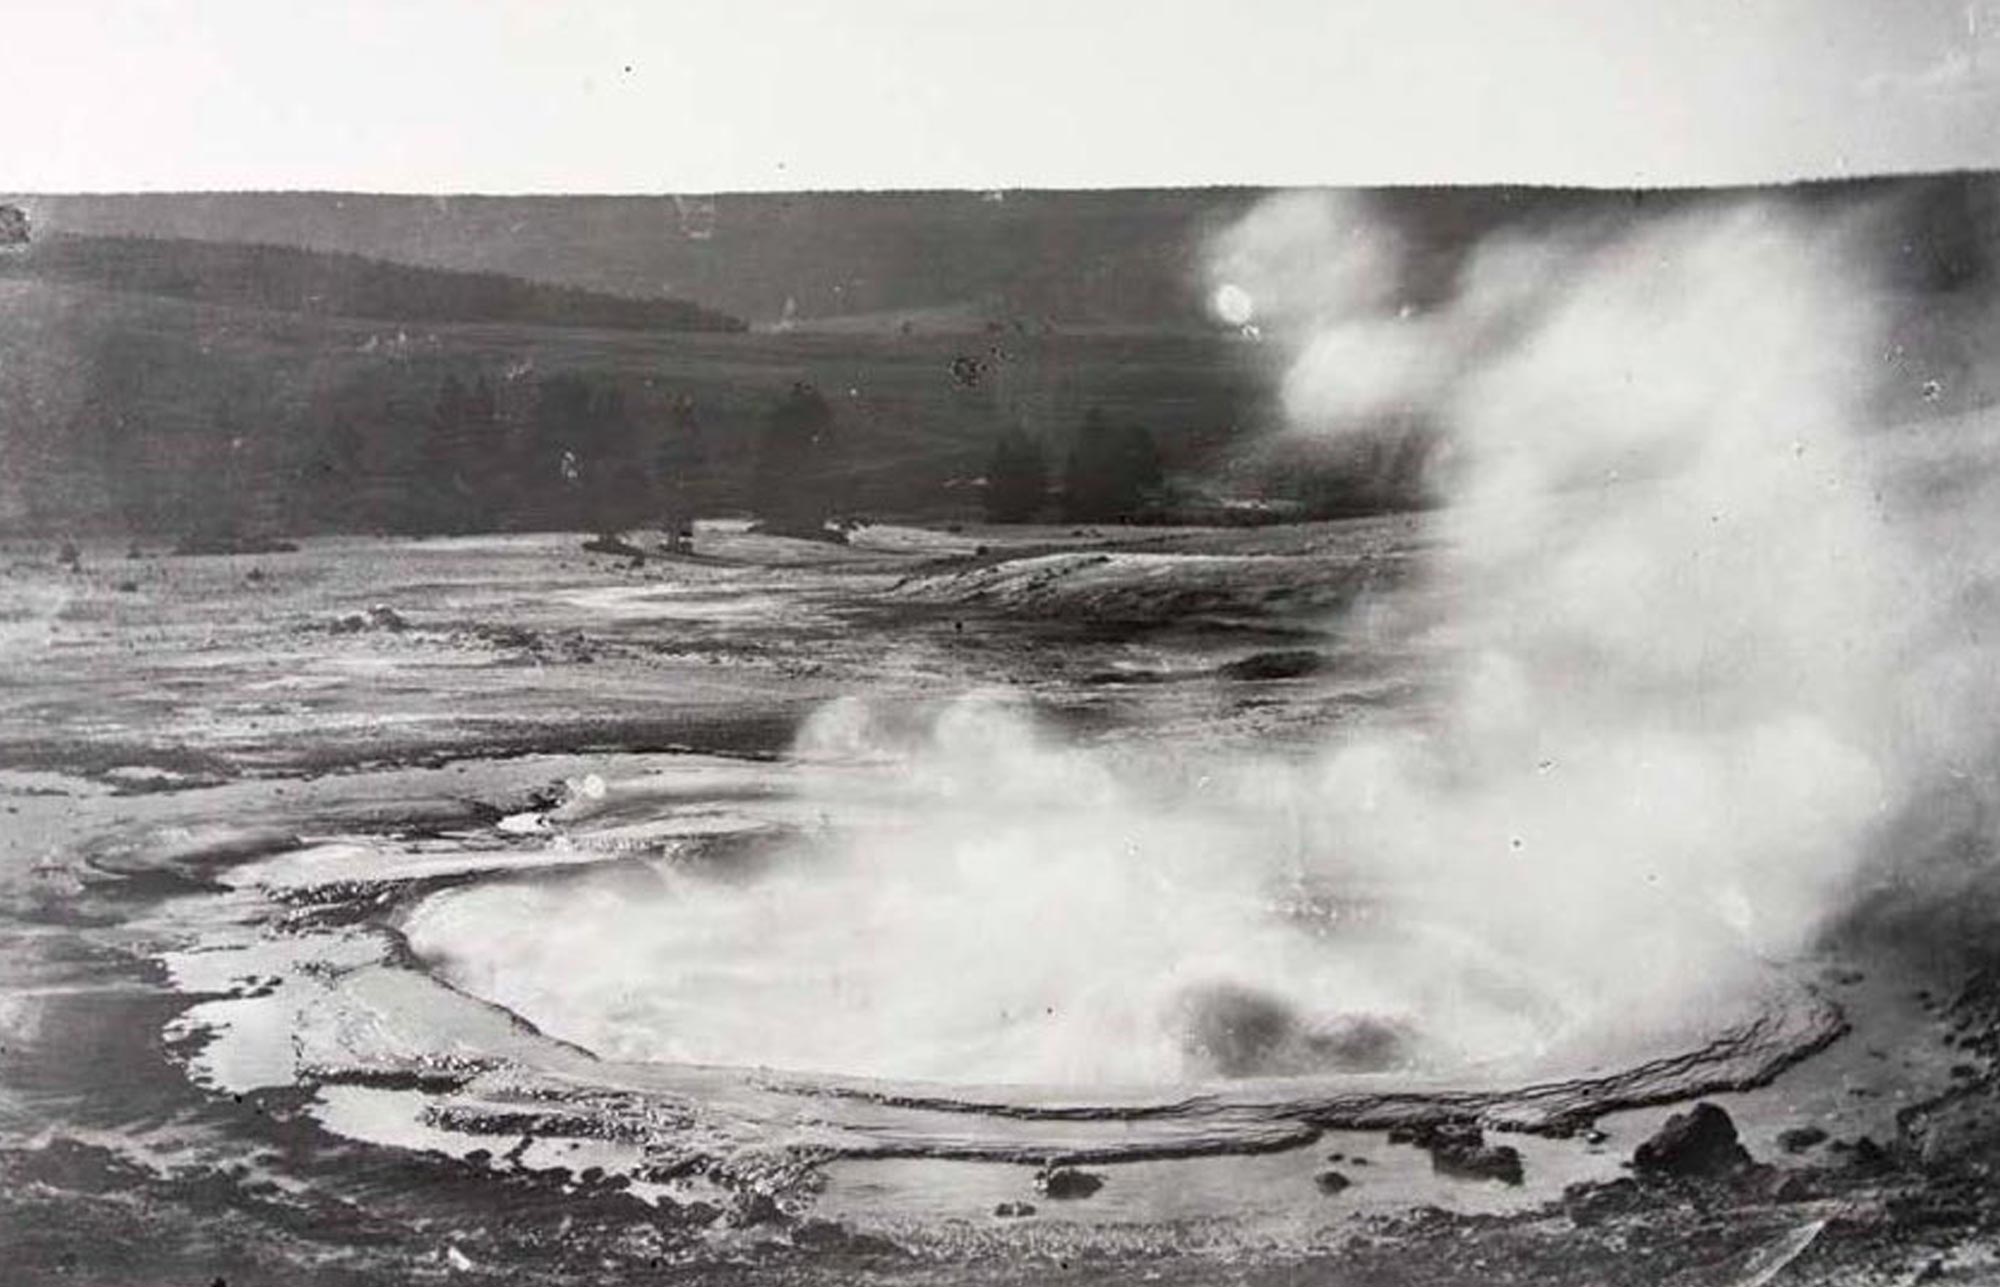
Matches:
[[4, 235, 746, 333], [982, 408, 1162, 523], [750, 381, 842, 536], [301, 369, 851, 543], [417, 373, 498, 533], [983, 423, 1047, 522], [291, 366, 714, 541]]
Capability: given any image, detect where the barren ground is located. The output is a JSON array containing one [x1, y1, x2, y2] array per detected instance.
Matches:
[[6, 520, 2000, 1286]]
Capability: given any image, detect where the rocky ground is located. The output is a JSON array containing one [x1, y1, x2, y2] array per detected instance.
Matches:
[[6, 521, 2000, 1285]]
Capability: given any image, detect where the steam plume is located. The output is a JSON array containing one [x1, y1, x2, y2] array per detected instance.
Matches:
[[413, 190, 2000, 1088]]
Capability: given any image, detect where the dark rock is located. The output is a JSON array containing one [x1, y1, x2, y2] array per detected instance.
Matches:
[[993, 1201, 1036, 1219], [726, 1189, 785, 1227], [366, 604, 408, 631], [1414, 1122, 1481, 1149], [115, 580, 138, 593], [1844, 1135, 1896, 1174], [1398, 1122, 1524, 1184], [1563, 1176, 1639, 1226], [1429, 1139, 1525, 1186], [1777, 1126, 1828, 1154], [57, 541, 81, 570], [1218, 649, 1327, 682], [1632, 1103, 1752, 1179], [1034, 1165, 1104, 1200], [1314, 1168, 1352, 1194]]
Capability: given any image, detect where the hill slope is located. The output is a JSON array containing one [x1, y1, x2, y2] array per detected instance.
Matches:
[[16, 178, 1994, 330], [0, 234, 745, 333]]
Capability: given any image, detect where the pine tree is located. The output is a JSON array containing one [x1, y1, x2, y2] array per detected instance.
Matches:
[[1062, 408, 1161, 522], [984, 423, 1047, 522], [751, 381, 839, 536], [656, 393, 705, 552], [418, 373, 471, 532], [580, 383, 651, 539]]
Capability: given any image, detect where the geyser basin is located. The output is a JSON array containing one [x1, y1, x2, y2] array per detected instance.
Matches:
[[150, 740, 1843, 1207], [399, 695, 1614, 1089]]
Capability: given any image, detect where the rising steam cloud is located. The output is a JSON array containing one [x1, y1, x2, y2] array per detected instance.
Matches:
[[414, 191, 2000, 1089], [1218, 190, 1998, 976]]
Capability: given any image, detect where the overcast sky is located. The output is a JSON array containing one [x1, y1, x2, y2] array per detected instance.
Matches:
[[3, 0, 1997, 192]]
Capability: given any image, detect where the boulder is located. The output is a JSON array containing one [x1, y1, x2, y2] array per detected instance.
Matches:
[[1777, 1125, 1828, 1154], [1398, 1122, 1525, 1185], [1429, 1139, 1524, 1186], [1842, 1135, 1897, 1174], [1562, 1176, 1640, 1226], [1034, 1165, 1104, 1200], [1314, 1168, 1352, 1194], [1632, 1102, 1752, 1178], [725, 1189, 784, 1228]]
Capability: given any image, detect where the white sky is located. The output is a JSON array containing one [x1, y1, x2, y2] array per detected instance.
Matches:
[[2, 0, 1997, 192]]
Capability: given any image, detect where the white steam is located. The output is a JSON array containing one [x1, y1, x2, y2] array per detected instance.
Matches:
[[1226, 190, 1985, 978], [411, 191, 2000, 1089]]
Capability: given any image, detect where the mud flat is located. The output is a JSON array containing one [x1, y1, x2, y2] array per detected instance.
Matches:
[[5, 525, 2000, 1285]]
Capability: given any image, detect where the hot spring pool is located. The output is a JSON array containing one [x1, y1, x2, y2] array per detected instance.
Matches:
[[150, 731, 1845, 1209], [399, 834, 1584, 1089]]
